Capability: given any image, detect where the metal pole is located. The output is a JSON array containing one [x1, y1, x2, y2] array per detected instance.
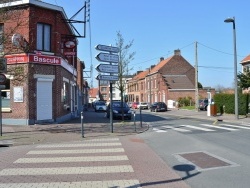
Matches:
[[110, 82, 113, 133], [232, 18, 239, 120], [224, 17, 238, 120], [195, 41, 199, 112], [81, 111, 84, 137], [134, 111, 136, 132], [0, 90, 2, 136], [140, 107, 142, 128]]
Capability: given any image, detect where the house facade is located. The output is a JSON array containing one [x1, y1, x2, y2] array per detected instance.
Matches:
[[0, 0, 86, 125], [127, 49, 215, 106]]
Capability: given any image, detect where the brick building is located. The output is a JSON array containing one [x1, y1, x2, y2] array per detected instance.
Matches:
[[0, 0, 87, 125], [127, 49, 215, 106]]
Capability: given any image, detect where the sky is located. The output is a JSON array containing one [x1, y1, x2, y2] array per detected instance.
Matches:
[[43, 0, 250, 89]]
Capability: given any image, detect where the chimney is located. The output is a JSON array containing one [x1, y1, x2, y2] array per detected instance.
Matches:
[[174, 49, 181, 56], [160, 57, 164, 61]]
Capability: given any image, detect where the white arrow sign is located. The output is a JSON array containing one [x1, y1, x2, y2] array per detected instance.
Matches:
[[96, 64, 119, 73], [96, 74, 119, 81], [95, 53, 119, 63], [95, 44, 119, 53]]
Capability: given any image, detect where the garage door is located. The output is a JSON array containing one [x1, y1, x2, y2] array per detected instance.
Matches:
[[37, 78, 53, 120]]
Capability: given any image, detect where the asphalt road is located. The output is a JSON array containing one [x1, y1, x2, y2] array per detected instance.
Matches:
[[138, 110, 250, 188]]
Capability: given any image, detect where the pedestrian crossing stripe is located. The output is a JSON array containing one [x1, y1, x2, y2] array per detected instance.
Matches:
[[200, 124, 237, 131], [162, 126, 191, 132], [36, 142, 121, 148], [154, 123, 250, 133], [0, 165, 134, 176], [152, 128, 167, 132], [0, 180, 140, 188], [27, 148, 125, 155], [14, 155, 129, 163], [220, 124, 250, 130]]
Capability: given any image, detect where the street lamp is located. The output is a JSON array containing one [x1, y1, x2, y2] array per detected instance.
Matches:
[[224, 17, 238, 119]]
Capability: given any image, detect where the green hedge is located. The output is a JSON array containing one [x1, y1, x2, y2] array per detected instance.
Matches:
[[214, 93, 250, 115]]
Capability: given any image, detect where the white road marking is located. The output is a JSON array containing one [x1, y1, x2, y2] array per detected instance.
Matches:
[[181, 125, 215, 132], [14, 155, 128, 163], [162, 125, 191, 132], [200, 124, 238, 131], [27, 148, 125, 155], [220, 124, 250, 130]]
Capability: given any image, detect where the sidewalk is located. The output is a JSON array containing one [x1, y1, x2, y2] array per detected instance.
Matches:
[[166, 108, 250, 124], [0, 109, 148, 146], [1, 108, 250, 146]]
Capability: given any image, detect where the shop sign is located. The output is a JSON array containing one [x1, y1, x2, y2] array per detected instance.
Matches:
[[29, 54, 61, 65], [5, 54, 29, 64]]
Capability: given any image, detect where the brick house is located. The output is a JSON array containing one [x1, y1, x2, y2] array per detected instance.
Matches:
[[0, 0, 86, 125], [127, 49, 215, 106]]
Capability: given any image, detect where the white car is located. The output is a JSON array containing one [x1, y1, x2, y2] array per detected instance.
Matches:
[[95, 101, 107, 112], [138, 102, 149, 110]]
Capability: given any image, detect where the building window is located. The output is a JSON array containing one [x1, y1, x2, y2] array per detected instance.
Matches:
[[37, 23, 51, 51], [0, 24, 3, 54], [101, 87, 107, 92], [1, 76, 11, 110]]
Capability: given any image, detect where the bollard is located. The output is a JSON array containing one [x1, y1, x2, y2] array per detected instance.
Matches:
[[140, 107, 142, 128], [81, 111, 84, 138], [133, 110, 136, 132]]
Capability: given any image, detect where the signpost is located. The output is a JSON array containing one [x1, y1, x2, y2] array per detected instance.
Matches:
[[95, 44, 119, 53], [96, 74, 118, 81], [95, 44, 120, 133], [95, 64, 118, 73], [95, 52, 119, 63]]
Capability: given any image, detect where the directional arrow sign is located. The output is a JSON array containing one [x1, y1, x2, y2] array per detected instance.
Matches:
[[96, 64, 119, 73], [95, 44, 119, 53], [96, 74, 119, 81], [95, 52, 119, 63]]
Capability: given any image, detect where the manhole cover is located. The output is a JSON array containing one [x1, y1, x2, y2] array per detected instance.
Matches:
[[175, 151, 239, 171]]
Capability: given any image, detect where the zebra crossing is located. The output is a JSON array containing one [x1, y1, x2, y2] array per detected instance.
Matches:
[[0, 138, 141, 188], [152, 123, 250, 133]]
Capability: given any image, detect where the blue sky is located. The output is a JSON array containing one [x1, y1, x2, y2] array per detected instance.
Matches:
[[44, 0, 250, 89]]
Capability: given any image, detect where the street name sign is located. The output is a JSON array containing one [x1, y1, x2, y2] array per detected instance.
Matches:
[[96, 74, 119, 81], [96, 64, 119, 73], [95, 44, 119, 53], [96, 52, 119, 63]]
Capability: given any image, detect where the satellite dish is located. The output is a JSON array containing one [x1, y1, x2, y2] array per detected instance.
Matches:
[[12, 33, 26, 48]]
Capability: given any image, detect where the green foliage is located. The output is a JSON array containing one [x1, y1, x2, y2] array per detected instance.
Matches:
[[214, 93, 250, 115], [178, 96, 194, 107], [198, 82, 203, 88], [238, 70, 250, 89]]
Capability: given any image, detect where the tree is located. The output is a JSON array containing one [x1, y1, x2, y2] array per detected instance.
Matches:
[[237, 70, 250, 90], [115, 31, 135, 120]]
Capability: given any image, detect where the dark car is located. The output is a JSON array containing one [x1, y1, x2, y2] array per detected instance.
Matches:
[[199, 99, 213, 111], [106, 101, 132, 120], [150, 102, 168, 112]]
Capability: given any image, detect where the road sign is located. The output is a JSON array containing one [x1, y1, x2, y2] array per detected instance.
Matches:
[[96, 52, 119, 63], [0, 58, 7, 73], [0, 73, 6, 84], [96, 74, 119, 81], [95, 44, 119, 53], [96, 64, 119, 73]]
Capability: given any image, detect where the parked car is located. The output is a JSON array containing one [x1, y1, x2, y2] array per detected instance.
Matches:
[[138, 102, 149, 110], [94, 101, 107, 112], [199, 99, 213, 111], [150, 102, 168, 112], [127, 102, 133, 108], [131, 102, 139, 109], [106, 101, 132, 120]]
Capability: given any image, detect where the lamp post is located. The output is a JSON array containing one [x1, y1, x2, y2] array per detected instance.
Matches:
[[224, 17, 238, 119]]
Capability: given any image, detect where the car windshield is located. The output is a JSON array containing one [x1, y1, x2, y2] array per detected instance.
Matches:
[[96, 102, 105, 105], [141, 102, 147, 105], [112, 102, 129, 108]]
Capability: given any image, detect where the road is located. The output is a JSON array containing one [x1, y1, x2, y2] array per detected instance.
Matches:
[[138, 110, 250, 188]]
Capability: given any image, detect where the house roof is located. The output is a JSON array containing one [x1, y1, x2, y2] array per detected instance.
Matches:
[[131, 69, 150, 80], [89, 88, 98, 98], [241, 54, 250, 64], [163, 75, 194, 89], [149, 56, 173, 74]]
